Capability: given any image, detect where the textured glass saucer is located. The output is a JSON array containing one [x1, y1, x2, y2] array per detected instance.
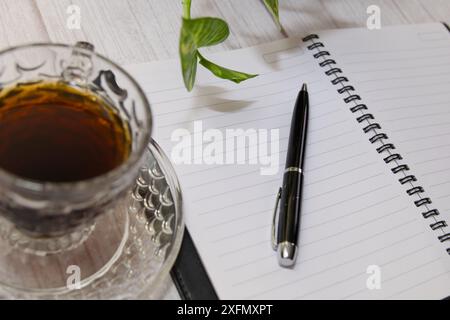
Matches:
[[0, 139, 184, 299]]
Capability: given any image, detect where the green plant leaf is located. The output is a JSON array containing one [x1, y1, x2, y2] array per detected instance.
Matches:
[[179, 17, 231, 91], [179, 1, 259, 91], [182, 17, 230, 48], [198, 52, 258, 84], [179, 25, 198, 91], [262, 0, 281, 30]]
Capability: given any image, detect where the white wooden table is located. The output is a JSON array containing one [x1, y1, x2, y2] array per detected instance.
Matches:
[[0, 0, 448, 300]]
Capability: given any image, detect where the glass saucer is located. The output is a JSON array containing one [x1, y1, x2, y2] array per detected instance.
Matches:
[[0, 139, 184, 299]]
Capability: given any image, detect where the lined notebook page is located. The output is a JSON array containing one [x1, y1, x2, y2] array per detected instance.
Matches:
[[321, 23, 450, 271], [125, 28, 449, 299]]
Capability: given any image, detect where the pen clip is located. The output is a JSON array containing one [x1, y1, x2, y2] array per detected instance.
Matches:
[[271, 187, 282, 251]]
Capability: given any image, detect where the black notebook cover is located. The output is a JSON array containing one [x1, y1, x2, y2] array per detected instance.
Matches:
[[171, 229, 218, 299], [170, 22, 450, 301]]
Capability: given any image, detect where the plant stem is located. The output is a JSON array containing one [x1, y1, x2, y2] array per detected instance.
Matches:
[[182, 0, 192, 19]]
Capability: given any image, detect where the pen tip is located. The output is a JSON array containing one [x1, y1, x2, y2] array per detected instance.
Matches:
[[301, 83, 308, 92]]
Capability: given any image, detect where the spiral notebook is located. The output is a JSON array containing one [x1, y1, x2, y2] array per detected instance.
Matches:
[[126, 22, 450, 299]]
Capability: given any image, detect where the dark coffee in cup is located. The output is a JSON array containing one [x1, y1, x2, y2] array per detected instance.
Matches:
[[0, 80, 134, 237], [0, 80, 131, 182]]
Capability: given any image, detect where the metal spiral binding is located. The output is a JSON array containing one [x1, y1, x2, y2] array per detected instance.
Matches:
[[303, 34, 450, 254]]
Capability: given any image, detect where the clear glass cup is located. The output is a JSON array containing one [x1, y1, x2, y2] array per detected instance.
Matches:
[[0, 42, 152, 253]]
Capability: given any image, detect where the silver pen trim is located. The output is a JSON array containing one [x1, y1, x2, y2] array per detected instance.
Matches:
[[284, 167, 302, 174], [271, 187, 282, 250], [277, 241, 297, 267]]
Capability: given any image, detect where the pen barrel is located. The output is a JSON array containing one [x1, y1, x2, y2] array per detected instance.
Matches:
[[277, 171, 303, 244], [285, 90, 308, 168]]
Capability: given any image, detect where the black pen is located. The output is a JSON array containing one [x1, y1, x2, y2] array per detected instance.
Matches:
[[272, 83, 309, 267]]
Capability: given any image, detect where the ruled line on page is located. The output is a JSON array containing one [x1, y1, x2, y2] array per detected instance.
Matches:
[[434, 193, 450, 201], [197, 190, 276, 216], [367, 89, 450, 103], [157, 88, 334, 141], [336, 45, 450, 57], [382, 257, 443, 285], [181, 160, 284, 184], [299, 246, 437, 300], [181, 141, 362, 181], [348, 62, 448, 75], [241, 219, 418, 282], [305, 160, 376, 185], [430, 179, 450, 188], [192, 176, 281, 204], [387, 270, 449, 299], [226, 224, 407, 275], [362, 80, 450, 94], [391, 121, 450, 133], [216, 204, 409, 271], [182, 138, 360, 181], [197, 162, 378, 227], [145, 49, 312, 95], [223, 202, 408, 277], [406, 143, 450, 155], [245, 219, 418, 299], [156, 98, 292, 128], [413, 154, 450, 166], [263, 51, 304, 63], [376, 100, 450, 112], [300, 206, 408, 246], [215, 184, 394, 258], [150, 63, 315, 104], [154, 84, 302, 116], [340, 52, 450, 67], [160, 112, 292, 142], [301, 195, 401, 229], [219, 202, 410, 267], [205, 208, 271, 230], [208, 190, 399, 236], [185, 149, 364, 187], [237, 150, 364, 185], [422, 166, 450, 177], [159, 111, 293, 142], [304, 172, 384, 201], [162, 93, 340, 138], [197, 170, 384, 214], [344, 255, 444, 299], [358, 72, 450, 84], [382, 110, 450, 123], [212, 203, 407, 246], [398, 130, 450, 144], [212, 223, 270, 243], [231, 230, 425, 285], [304, 184, 392, 216], [153, 74, 325, 116], [308, 130, 354, 144], [156, 99, 294, 129], [178, 141, 287, 178]]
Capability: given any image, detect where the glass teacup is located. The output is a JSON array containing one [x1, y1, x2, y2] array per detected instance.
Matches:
[[0, 42, 152, 254]]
